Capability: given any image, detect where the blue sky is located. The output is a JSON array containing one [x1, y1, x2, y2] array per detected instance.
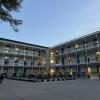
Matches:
[[0, 0, 100, 47]]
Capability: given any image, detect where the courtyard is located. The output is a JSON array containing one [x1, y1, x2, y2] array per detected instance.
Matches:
[[0, 79, 100, 100]]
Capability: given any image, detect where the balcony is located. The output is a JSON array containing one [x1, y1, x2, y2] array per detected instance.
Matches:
[[4, 50, 15, 55], [1, 48, 41, 57], [0, 61, 3, 66], [60, 41, 99, 54], [55, 52, 61, 56], [88, 59, 100, 64], [86, 41, 98, 50], [24, 52, 33, 57], [14, 50, 25, 56], [14, 62, 24, 66], [77, 59, 87, 64], [98, 40, 100, 46], [67, 48, 76, 53], [55, 63, 62, 66], [76, 45, 86, 51], [0, 47, 4, 53], [33, 64, 39, 67], [68, 61, 77, 65], [4, 62, 14, 66], [77, 58, 100, 64], [24, 63, 32, 67], [32, 52, 39, 57]]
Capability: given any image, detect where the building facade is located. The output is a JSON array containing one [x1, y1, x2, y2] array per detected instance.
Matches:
[[0, 38, 49, 77], [50, 31, 100, 79], [0, 30, 100, 79]]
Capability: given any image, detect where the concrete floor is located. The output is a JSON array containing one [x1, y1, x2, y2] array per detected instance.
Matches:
[[0, 79, 100, 100]]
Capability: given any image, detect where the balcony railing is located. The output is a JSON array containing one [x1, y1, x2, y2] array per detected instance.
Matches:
[[0, 48, 43, 57], [0, 61, 3, 66], [86, 41, 98, 49], [88, 59, 100, 64], [77, 59, 87, 64], [55, 58, 100, 66], [14, 63, 24, 66], [76, 45, 86, 51], [59, 41, 100, 55], [24, 63, 32, 66], [0, 48, 4, 53], [67, 48, 76, 53], [68, 61, 77, 65]]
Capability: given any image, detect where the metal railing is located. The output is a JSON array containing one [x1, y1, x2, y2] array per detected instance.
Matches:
[[58, 41, 99, 55], [55, 58, 100, 66]]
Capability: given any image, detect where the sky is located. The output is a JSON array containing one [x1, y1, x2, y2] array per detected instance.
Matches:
[[0, 0, 100, 47]]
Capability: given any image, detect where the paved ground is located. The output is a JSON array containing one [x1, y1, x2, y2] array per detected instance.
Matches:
[[0, 79, 100, 100]]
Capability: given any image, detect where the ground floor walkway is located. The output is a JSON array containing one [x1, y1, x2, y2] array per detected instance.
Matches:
[[0, 79, 100, 100]]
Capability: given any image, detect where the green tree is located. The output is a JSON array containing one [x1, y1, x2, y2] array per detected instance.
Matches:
[[0, 0, 23, 32]]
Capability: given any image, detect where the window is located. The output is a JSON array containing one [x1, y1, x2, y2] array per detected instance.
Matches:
[[32, 58, 35, 65], [61, 57, 64, 65], [5, 45, 10, 53], [55, 49, 59, 55], [24, 48, 28, 54], [32, 50, 35, 55], [4, 56, 9, 65], [38, 50, 41, 56], [93, 38, 97, 46], [15, 47, 19, 54], [61, 48, 64, 54], [42, 57, 46, 65], [77, 59, 80, 64], [84, 54, 87, 62], [14, 57, 19, 64], [68, 46, 70, 52], [68, 56, 72, 64], [68, 46, 70, 48], [93, 38, 97, 42], [24, 58, 27, 65], [87, 58, 90, 63]]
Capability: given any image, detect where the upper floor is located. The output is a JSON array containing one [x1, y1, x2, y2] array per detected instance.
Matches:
[[0, 38, 49, 67], [50, 31, 100, 66], [53, 31, 100, 56]]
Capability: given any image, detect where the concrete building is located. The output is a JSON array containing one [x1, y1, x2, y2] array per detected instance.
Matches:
[[50, 30, 100, 79], [0, 30, 100, 79], [0, 38, 49, 77]]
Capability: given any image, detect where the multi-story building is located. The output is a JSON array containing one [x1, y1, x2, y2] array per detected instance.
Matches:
[[0, 30, 100, 79], [50, 31, 100, 79], [0, 38, 49, 77]]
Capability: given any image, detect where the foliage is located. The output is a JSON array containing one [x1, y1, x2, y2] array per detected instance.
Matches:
[[0, 0, 23, 32]]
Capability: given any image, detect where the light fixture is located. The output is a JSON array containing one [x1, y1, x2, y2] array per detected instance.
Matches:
[[50, 52, 54, 55], [96, 51, 100, 55], [16, 47, 19, 51], [88, 67, 91, 73], [50, 60, 54, 64], [75, 44, 79, 49], [50, 69, 55, 76]]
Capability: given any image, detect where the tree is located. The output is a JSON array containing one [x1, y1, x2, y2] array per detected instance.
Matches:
[[0, 0, 23, 32]]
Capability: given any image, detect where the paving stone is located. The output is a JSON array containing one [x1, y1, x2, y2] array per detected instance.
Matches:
[[0, 79, 100, 100]]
